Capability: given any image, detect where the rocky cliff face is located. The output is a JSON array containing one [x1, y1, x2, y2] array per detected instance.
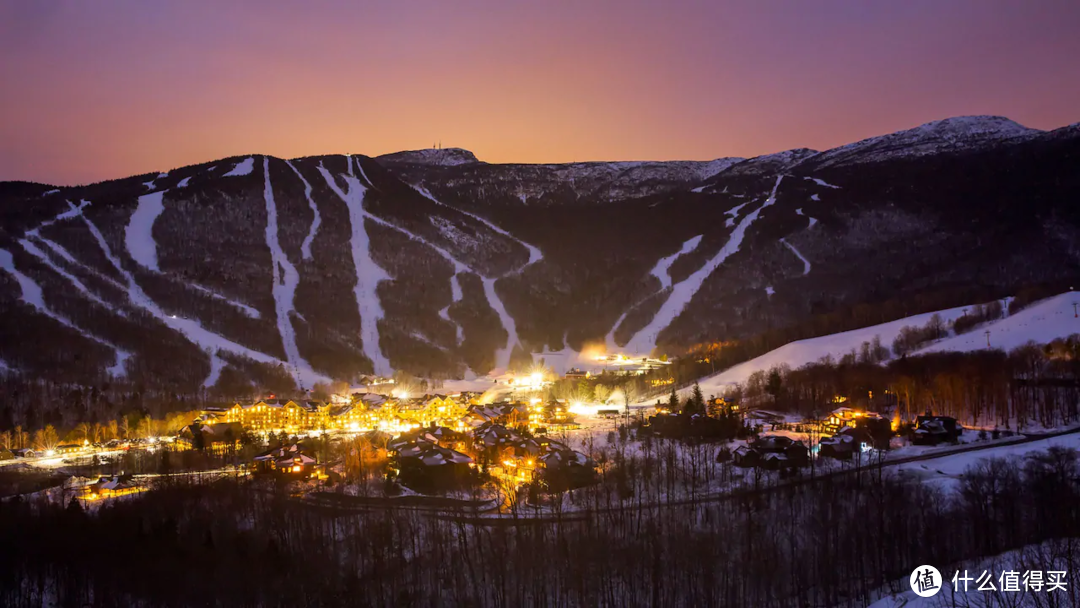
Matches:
[[2, 116, 1078, 391]]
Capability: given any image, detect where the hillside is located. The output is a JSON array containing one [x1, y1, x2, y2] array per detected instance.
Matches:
[[1, 115, 1080, 393]]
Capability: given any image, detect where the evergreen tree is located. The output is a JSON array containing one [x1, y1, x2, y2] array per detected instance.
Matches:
[[667, 387, 679, 413]]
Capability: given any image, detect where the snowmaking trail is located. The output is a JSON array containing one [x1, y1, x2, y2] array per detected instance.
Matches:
[[780, 238, 811, 275], [318, 158, 393, 377], [623, 175, 784, 354], [126, 190, 167, 272], [650, 235, 702, 290], [76, 202, 326, 388], [0, 247, 131, 377], [224, 157, 254, 177], [285, 160, 322, 261], [17, 238, 124, 316], [411, 184, 541, 367], [263, 157, 311, 386]]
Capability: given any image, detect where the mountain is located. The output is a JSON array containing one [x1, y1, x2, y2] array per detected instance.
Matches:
[[1, 115, 1078, 393]]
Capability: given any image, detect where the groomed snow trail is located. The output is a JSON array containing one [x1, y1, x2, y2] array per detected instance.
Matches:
[[412, 184, 538, 366], [804, 176, 840, 189], [77, 205, 326, 387], [285, 160, 322, 261], [18, 238, 123, 316], [126, 190, 167, 272], [186, 284, 260, 319], [318, 157, 393, 377], [224, 157, 254, 177], [0, 247, 130, 377], [780, 238, 811, 275], [177, 177, 191, 188], [203, 351, 225, 388], [650, 235, 702, 290], [624, 175, 784, 354], [263, 157, 310, 385]]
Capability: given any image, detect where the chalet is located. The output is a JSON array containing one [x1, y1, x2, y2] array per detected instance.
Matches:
[[0, 448, 13, 461], [11, 448, 35, 458], [913, 415, 962, 445], [537, 448, 596, 488], [55, 443, 84, 455], [84, 475, 142, 500], [392, 440, 475, 491], [564, 368, 590, 379], [252, 443, 323, 478], [734, 435, 809, 469], [819, 426, 873, 460], [178, 422, 244, 450]]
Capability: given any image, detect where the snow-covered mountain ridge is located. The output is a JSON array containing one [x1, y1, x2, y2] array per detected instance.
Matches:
[[1, 114, 1078, 391]]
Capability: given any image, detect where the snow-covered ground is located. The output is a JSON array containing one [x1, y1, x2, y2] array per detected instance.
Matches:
[[625, 175, 785, 354], [780, 238, 811, 275], [223, 157, 254, 177], [650, 235, 702, 290], [125, 190, 167, 271], [18, 238, 122, 315], [917, 291, 1080, 354], [695, 303, 973, 393], [262, 157, 310, 383], [0, 247, 130, 377], [318, 157, 392, 377], [285, 160, 322, 261]]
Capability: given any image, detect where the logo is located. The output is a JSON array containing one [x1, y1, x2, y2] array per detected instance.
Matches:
[[911, 565, 942, 598]]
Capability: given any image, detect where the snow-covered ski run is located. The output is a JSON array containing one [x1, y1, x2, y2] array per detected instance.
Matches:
[[318, 157, 393, 377], [263, 157, 312, 386], [780, 238, 811, 275], [77, 206, 326, 388], [0, 247, 130, 377], [650, 235, 702, 290], [285, 160, 322, 261], [624, 175, 785, 354]]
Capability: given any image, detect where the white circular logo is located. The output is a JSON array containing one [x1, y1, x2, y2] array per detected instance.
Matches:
[[910, 565, 943, 598]]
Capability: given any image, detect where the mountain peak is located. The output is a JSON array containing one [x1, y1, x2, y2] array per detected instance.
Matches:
[[376, 147, 480, 167], [802, 115, 1042, 170]]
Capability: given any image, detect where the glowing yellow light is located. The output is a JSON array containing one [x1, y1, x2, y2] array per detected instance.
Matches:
[[292, 465, 301, 473]]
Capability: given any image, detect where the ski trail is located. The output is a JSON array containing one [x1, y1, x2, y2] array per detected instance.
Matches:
[[438, 273, 464, 344], [810, 193, 820, 201], [625, 175, 785, 353], [780, 238, 811, 275], [606, 309, 632, 351], [27, 200, 89, 235], [413, 184, 542, 269], [650, 235, 702, 290], [178, 177, 191, 188], [77, 206, 322, 387], [796, 207, 819, 228], [285, 160, 322, 261], [804, 176, 840, 189], [126, 190, 167, 271], [186, 284, 260, 319], [224, 157, 254, 177], [317, 157, 393, 376], [483, 277, 519, 369], [263, 157, 309, 384], [18, 238, 125, 316], [32, 235, 127, 292], [203, 350, 225, 388], [0, 247, 130, 377]]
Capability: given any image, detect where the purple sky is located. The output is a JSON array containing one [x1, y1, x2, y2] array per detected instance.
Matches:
[[1, 0, 1078, 185]]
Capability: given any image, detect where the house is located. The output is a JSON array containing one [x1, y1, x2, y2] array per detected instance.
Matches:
[[734, 435, 809, 469], [55, 443, 84, 455], [537, 448, 596, 489], [564, 368, 590, 379], [178, 422, 245, 450], [84, 475, 142, 500], [819, 426, 873, 460], [913, 415, 962, 445], [0, 448, 13, 461], [252, 443, 324, 478], [392, 440, 475, 491]]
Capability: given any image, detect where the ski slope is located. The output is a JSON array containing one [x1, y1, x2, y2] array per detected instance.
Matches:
[[319, 158, 393, 377], [0, 248, 130, 377], [917, 291, 1080, 354], [650, 235, 702, 290], [285, 160, 321, 261], [125, 190, 167, 271], [695, 303, 973, 393], [224, 157, 254, 177], [625, 175, 784, 354], [18, 238, 123, 316], [780, 238, 811, 275], [262, 157, 310, 385]]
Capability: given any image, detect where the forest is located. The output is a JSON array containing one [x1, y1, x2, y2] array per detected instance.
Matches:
[[1, 441, 1078, 606]]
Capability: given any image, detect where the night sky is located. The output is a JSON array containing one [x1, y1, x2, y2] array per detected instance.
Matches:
[[2, 0, 1078, 185]]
